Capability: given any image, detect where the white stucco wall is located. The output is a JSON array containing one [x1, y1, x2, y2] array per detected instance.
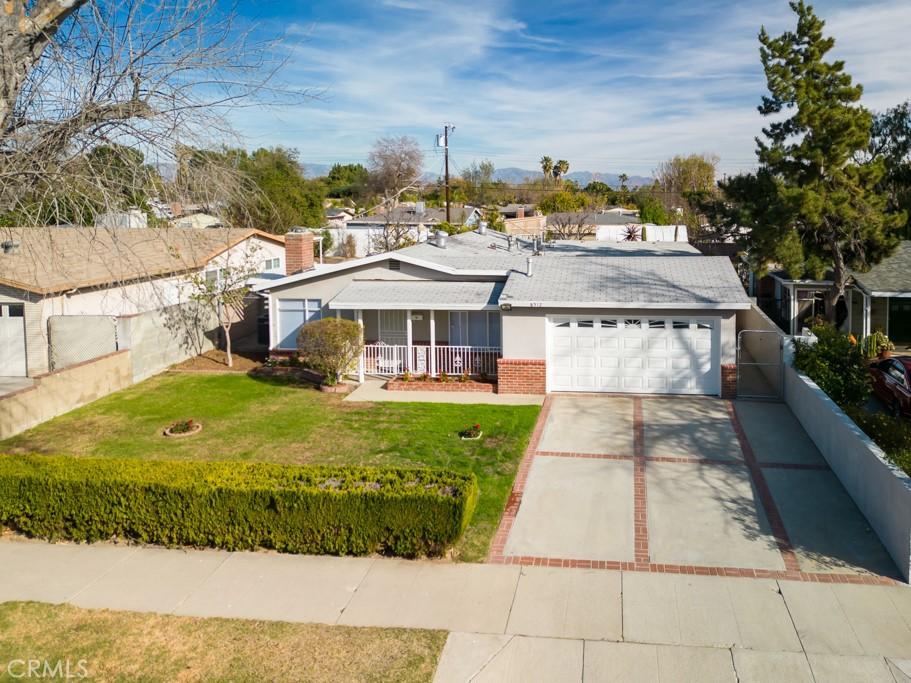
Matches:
[[501, 307, 738, 364], [784, 365, 911, 582]]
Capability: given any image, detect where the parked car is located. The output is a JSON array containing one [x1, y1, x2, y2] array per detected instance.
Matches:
[[869, 356, 911, 417]]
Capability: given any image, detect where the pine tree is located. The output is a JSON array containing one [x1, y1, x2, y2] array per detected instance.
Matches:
[[729, 1, 904, 320]]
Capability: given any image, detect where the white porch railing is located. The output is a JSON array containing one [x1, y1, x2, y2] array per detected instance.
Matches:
[[362, 344, 501, 377]]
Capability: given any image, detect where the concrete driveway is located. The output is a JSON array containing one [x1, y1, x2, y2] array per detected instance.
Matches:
[[497, 394, 899, 582]]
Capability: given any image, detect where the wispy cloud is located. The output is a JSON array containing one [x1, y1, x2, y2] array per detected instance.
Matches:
[[230, 0, 911, 177]]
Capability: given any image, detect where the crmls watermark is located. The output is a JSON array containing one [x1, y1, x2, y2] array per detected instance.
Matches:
[[5, 659, 89, 679]]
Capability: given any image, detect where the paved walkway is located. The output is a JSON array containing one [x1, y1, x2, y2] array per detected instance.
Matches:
[[2, 539, 911, 681], [492, 395, 900, 584], [344, 377, 543, 405]]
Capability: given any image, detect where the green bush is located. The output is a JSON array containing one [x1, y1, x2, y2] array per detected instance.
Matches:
[[0, 456, 478, 558], [793, 324, 870, 407], [843, 407, 911, 476], [297, 318, 363, 385]]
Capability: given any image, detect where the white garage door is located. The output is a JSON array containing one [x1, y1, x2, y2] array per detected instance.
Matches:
[[548, 315, 721, 395]]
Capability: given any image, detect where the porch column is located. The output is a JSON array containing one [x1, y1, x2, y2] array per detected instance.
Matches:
[[789, 284, 799, 336], [405, 309, 413, 372], [356, 309, 365, 383], [847, 288, 853, 335], [862, 293, 872, 339], [429, 310, 436, 377]]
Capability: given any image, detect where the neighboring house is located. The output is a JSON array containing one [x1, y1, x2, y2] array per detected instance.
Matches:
[[0, 227, 285, 378], [760, 241, 911, 347], [326, 205, 482, 257], [256, 228, 749, 396], [95, 208, 149, 229], [171, 212, 224, 229], [324, 207, 355, 227]]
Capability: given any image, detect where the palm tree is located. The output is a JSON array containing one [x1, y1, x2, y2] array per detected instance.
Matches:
[[540, 156, 553, 180], [554, 159, 570, 180]]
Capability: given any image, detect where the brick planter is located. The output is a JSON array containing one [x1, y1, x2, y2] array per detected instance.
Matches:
[[497, 359, 546, 394], [386, 379, 496, 393]]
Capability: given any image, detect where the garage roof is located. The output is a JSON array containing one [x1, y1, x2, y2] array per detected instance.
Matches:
[[500, 256, 751, 309], [328, 280, 504, 310], [852, 241, 911, 295]]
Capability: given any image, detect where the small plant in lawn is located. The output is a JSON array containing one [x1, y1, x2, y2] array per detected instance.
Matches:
[[166, 419, 198, 435], [459, 423, 482, 439], [297, 318, 364, 386]]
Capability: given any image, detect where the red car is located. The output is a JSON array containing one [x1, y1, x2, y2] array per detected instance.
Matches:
[[869, 356, 911, 418]]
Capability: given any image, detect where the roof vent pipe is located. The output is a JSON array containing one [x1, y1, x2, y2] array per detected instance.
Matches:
[[507, 234, 515, 252], [435, 230, 447, 249], [477, 221, 487, 235], [526, 256, 533, 277]]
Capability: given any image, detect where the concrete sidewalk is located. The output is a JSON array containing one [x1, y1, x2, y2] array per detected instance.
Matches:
[[2, 539, 911, 681], [344, 378, 543, 405]]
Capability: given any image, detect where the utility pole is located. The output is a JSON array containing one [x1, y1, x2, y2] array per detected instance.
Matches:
[[441, 124, 454, 223]]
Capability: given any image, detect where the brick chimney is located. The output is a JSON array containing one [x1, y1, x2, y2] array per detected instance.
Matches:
[[285, 230, 314, 275], [516, 206, 525, 219]]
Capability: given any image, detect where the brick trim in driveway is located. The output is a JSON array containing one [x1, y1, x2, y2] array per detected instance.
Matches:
[[488, 394, 902, 586]]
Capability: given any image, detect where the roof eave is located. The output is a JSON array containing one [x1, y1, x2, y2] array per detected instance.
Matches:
[[328, 302, 500, 311], [500, 301, 752, 310]]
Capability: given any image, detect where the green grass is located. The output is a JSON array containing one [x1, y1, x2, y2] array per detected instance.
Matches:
[[0, 373, 539, 561], [0, 602, 446, 682]]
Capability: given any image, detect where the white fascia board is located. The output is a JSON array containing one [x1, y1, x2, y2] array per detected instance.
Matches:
[[869, 291, 911, 298], [329, 301, 499, 311], [503, 301, 752, 310], [254, 253, 507, 293]]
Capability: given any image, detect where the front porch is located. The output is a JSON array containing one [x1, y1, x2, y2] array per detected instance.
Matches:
[[326, 280, 506, 383]]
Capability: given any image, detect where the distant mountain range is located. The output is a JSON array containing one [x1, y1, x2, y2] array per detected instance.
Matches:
[[301, 161, 652, 188]]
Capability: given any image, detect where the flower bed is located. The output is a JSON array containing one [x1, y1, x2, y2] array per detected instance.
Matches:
[[0, 455, 479, 558]]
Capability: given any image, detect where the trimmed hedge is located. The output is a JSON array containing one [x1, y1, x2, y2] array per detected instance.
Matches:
[[0, 455, 478, 558]]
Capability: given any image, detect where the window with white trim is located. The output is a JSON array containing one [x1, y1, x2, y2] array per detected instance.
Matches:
[[277, 299, 321, 349], [263, 257, 281, 271]]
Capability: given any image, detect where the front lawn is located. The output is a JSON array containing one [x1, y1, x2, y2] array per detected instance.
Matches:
[[0, 373, 539, 561], [0, 602, 445, 682]]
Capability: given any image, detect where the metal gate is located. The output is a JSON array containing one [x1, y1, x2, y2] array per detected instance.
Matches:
[[736, 329, 784, 400]]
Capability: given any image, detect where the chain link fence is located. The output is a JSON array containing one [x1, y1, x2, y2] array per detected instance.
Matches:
[[48, 315, 118, 371]]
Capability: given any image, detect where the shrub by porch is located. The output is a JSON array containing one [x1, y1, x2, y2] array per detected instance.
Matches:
[[0, 455, 478, 558]]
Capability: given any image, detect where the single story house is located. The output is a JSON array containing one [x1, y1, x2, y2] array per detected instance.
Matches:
[[759, 241, 911, 347], [325, 205, 482, 257], [0, 227, 285, 377], [256, 228, 750, 396]]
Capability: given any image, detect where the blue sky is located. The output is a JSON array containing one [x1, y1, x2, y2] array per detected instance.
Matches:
[[228, 0, 911, 178]]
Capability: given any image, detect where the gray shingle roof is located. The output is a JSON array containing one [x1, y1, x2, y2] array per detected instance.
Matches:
[[500, 256, 750, 307], [329, 280, 504, 310], [852, 242, 911, 294]]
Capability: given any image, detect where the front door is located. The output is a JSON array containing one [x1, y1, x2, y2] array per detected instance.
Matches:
[[889, 298, 911, 345], [379, 310, 407, 345], [0, 303, 27, 376]]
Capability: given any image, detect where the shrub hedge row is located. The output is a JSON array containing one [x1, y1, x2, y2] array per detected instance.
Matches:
[[0, 455, 478, 557]]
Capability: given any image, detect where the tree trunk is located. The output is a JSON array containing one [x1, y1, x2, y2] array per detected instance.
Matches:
[[825, 237, 848, 324], [223, 323, 233, 368], [0, 1, 88, 132]]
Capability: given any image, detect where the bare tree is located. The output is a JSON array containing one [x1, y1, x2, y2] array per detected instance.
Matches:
[[0, 0, 307, 230], [187, 240, 263, 368], [548, 212, 594, 240], [365, 135, 423, 253]]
